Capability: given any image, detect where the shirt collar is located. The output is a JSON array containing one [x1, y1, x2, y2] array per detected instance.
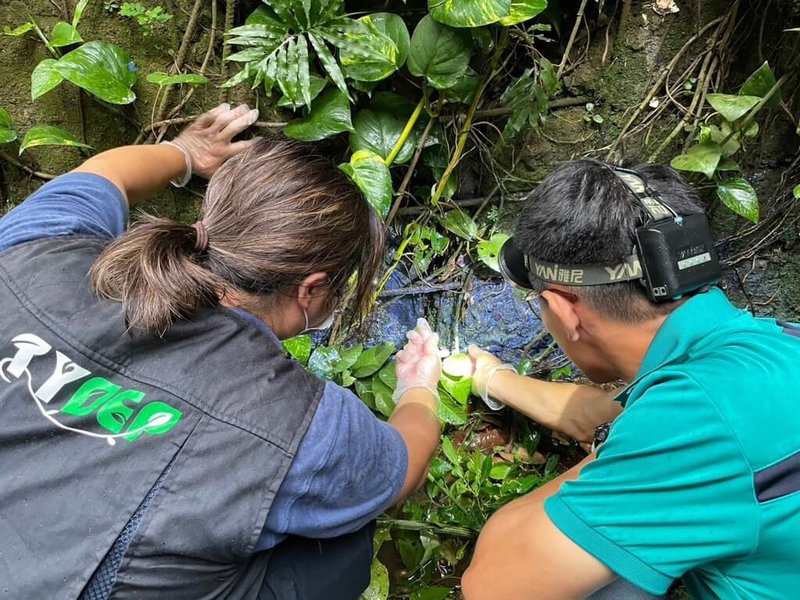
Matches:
[[614, 287, 743, 403], [227, 307, 281, 344]]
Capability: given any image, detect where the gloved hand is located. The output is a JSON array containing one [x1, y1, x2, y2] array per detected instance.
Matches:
[[393, 318, 442, 403], [168, 103, 261, 180], [468, 345, 515, 410]]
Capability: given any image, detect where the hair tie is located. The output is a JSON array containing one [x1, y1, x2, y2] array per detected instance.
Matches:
[[191, 221, 209, 252]]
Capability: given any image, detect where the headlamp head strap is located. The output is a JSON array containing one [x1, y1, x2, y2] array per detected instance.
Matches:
[[524, 253, 642, 286]]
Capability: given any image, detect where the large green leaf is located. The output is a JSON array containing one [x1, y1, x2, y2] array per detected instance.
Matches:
[[31, 59, 64, 100], [439, 391, 468, 425], [278, 74, 326, 108], [284, 88, 353, 141], [53, 41, 137, 104], [716, 177, 759, 224], [19, 125, 90, 155], [50, 22, 83, 48], [307, 346, 341, 380], [706, 94, 760, 123], [407, 15, 473, 90], [350, 342, 395, 378], [499, 0, 548, 25], [350, 93, 420, 165], [0, 107, 17, 144], [670, 143, 722, 179], [740, 61, 780, 108], [698, 124, 739, 158], [430, 0, 512, 27], [340, 150, 393, 219], [146, 72, 209, 86]]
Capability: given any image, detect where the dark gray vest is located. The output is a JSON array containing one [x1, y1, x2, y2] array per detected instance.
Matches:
[[0, 236, 323, 599]]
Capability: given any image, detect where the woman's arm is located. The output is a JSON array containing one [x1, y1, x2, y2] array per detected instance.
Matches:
[[73, 103, 260, 205], [388, 319, 443, 501], [468, 346, 622, 443]]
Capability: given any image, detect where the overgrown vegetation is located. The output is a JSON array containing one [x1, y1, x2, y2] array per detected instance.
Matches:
[[1, 0, 799, 597]]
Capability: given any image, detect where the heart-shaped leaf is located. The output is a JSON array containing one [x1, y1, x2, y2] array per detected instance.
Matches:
[[308, 346, 341, 380], [716, 178, 759, 224], [19, 125, 90, 155], [670, 143, 722, 179], [53, 41, 137, 104], [0, 107, 18, 144], [350, 92, 420, 165], [407, 15, 473, 90], [31, 59, 65, 100], [339, 150, 393, 219], [740, 61, 780, 108], [284, 88, 353, 141], [477, 232, 511, 271], [499, 0, 548, 25], [706, 93, 760, 122], [335, 19, 401, 83], [282, 335, 313, 365], [50, 22, 83, 48], [146, 72, 209, 86], [361, 557, 390, 600], [429, 0, 512, 27], [368, 13, 410, 67]]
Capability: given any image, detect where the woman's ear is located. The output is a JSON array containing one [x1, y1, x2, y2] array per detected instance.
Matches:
[[296, 272, 330, 310], [541, 288, 581, 342]]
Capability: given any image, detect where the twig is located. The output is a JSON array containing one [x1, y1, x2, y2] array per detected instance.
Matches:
[[220, 0, 238, 103], [398, 193, 525, 216], [558, 0, 590, 79], [385, 117, 435, 227], [142, 116, 286, 135], [165, 0, 220, 121], [471, 96, 591, 120], [378, 282, 462, 298], [151, 0, 205, 137], [377, 518, 476, 539], [0, 149, 55, 180]]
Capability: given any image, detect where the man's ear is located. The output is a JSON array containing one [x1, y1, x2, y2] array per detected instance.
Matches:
[[541, 288, 581, 342], [296, 272, 330, 310]]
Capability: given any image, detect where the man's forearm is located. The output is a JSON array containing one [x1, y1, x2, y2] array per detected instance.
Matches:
[[73, 144, 187, 206], [488, 371, 622, 442]]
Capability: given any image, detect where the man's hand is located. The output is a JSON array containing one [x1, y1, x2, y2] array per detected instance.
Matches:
[[467, 345, 504, 398], [172, 103, 261, 179]]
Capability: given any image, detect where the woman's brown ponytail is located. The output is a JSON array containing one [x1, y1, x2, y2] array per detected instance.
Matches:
[[90, 216, 223, 335]]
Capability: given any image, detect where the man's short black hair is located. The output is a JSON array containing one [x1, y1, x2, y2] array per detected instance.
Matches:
[[515, 160, 705, 322]]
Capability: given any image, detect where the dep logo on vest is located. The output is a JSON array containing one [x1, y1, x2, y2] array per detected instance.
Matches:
[[0, 333, 183, 445]]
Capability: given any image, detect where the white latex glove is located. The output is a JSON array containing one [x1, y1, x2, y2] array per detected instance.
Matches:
[[394, 318, 442, 402], [171, 103, 261, 179], [466, 345, 504, 398]]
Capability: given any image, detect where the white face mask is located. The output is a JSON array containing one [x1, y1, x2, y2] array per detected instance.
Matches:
[[301, 309, 335, 333]]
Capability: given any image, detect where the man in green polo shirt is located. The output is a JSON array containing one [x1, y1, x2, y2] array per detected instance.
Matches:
[[460, 160, 800, 600]]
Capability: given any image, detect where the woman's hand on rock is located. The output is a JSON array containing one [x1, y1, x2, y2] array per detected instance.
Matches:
[[173, 103, 261, 179]]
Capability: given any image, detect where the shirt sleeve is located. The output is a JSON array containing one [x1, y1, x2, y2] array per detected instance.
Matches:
[[544, 372, 758, 595], [256, 382, 408, 550], [0, 172, 127, 253]]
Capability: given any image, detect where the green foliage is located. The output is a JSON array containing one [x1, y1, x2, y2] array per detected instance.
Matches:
[[500, 58, 558, 139], [19, 125, 90, 155], [119, 3, 174, 36], [794, 185, 800, 200], [350, 93, 427, 165], [0, 107, 18, 144], [671, 62, 782, 223], [440, 210, 479, 241], [52, 41, 138, 104], [224, 0, 406, 109]]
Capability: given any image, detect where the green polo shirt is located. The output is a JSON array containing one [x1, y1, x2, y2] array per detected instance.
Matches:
[[544, 288, 800, 599]]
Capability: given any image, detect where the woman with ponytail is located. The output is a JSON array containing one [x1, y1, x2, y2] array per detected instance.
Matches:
[[0, 105, 442, 599]]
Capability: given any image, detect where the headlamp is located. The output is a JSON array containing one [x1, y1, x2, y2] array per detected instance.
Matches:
[[498, 166, 721, 302]]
